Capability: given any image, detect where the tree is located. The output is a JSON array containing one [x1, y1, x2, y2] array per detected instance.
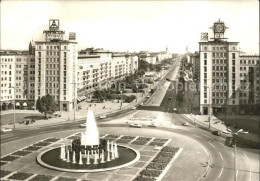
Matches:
[[36, 94, 58, 118]]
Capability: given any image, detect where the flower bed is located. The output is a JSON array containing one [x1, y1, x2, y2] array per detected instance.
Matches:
[[152, 138, 168, 143], [135, 146, 180, 180], [44, 138, 60, 142], [105, 134, 120, 139], [157, 151, 173, 157], [7, 172, 33, 180], [148, 142, 164, 146], [121, 135, 136, 139], [133, 176, 156, 181], [136, 137, 152, 141], [146, 162, 168, 170], [0, 170, 12, 178], [11, 151, 32, 156], [140, 169, 161, 178], [132, 140, 148, 145], [55, 177, 77, 181], [152, 155, 170, 163], [23, 146, 42, 151], [33, 142, 52, 147], [1, 155, 19, 162], [161, 146, 178, 153], [116, 139, 131, 143], [30, 174, 54, 181]]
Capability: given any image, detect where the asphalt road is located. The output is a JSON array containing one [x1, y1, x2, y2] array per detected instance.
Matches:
[[1, 57, 259, 181]]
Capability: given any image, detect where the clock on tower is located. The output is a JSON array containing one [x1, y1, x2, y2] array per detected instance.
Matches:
[[210, 19, 228, 40]]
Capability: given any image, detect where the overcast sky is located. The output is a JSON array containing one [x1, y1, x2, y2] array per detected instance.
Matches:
[[1, 0, 259, 53]]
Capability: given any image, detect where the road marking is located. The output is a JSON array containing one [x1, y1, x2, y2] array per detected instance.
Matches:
[[218, 167, 224, 178], [193, 134, 202, 139], [243, 152, 249, 161], [208, 142, 215, 148], [248, 171, 251, 181], [201, 134, 211, 139], [236, 170, 238, 178], [218, 142, 226, 148], [219, 152, 223, 160], [199, 144, 209, 156]]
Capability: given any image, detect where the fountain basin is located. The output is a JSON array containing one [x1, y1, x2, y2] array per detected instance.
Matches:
[[37, 145, 140, 172]]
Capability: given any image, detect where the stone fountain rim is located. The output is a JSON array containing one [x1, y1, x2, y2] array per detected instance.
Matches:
[[36, 144, 140, 173]]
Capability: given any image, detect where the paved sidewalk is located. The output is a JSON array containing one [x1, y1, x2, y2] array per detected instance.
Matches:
[[184, 114, 259, 143]]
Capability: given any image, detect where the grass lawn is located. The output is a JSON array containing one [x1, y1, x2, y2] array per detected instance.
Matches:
[[1, 113, 43, 125]]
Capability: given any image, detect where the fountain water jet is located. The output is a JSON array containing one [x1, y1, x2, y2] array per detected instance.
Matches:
[[37, 110, 140, 172]]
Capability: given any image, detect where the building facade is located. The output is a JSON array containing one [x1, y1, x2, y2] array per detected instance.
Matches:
[[199, 19, 259, 115], [34, 19, 78, 111]]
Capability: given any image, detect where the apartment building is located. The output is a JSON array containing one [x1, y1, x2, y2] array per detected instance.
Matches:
[[77, 49, 138, 98], [199, 19, 259, 115], [34, 19, 78, 111], [0, 49, 35, 110], [238, 55, 259, 114]]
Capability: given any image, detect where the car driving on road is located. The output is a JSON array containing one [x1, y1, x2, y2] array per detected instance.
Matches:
[[182, 122, 189, 126], [212, 131, 221, 136], [129, 123, 142, 128], [131, 106, 137, 110], [79, 123, 87, 128], [2, 128, 13, 133], [99, 114, 107, 119]]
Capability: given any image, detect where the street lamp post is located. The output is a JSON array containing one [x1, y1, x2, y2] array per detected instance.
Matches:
[[136, 86, 138, 103], [205, 86, 211, 129], [232, 129, 248, 181], [70, 82, 77, 122], [9, 86, 16, 130], [120, 90, 123, 110]]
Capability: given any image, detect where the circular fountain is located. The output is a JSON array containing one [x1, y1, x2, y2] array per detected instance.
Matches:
[[37, 110, 140, 172]]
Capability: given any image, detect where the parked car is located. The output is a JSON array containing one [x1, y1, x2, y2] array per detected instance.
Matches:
[[79, 123, 87, 128], [139, 102, 144, 106], [146, 95, 150, 98], [212, 131, 221, 136], [173, 108, 178, 112], [54, 114, 61, 117], [182, 122, 189, 126], [99, 114, 107, 119], [2, 128, 13, 133], [149, 123, 157, 127], [131, 106, 137, 110], [19, 120, 25, 124], [129, 123, 142, 128]]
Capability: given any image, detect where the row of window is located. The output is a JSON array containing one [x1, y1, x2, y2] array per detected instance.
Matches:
[[240, 59, 259, 64], [1, 58, 14, 62], [1, 64, 12, 69], [38, 45, 67, 50]]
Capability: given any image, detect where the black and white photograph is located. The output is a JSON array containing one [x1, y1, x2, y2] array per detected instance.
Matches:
[[0, 0, 259, 181]]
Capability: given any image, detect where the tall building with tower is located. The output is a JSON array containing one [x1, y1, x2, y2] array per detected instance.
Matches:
[[199, 19, 259, 115], [35, 19, 78, 111]]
